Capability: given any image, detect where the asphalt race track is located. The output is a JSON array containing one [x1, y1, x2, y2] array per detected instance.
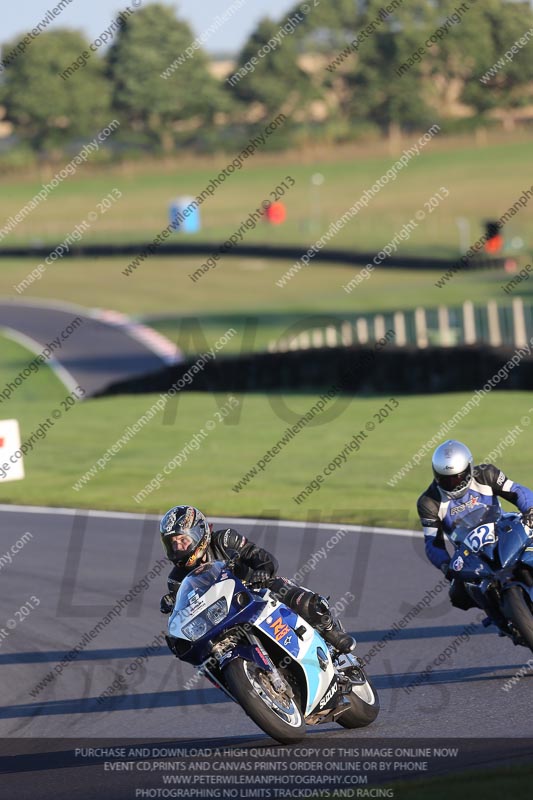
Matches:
[[1, 505, 533, 797], [0, 300, 180, 396]]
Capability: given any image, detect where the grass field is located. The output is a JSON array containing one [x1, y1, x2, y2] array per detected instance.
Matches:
[[2, 335, 532, 523], [1, 134, 533, 519], [2, 135, 532, 356], [0, 135, 531, 260]]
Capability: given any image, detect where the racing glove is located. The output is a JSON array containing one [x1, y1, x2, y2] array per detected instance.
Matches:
[[160, 593, 175, 614], [521, 508, 533, 529], [440, 562, 453, 581], [248, 570, 272, 589]]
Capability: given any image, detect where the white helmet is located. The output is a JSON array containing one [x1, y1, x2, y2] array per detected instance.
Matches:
[[432, 440, 474, 499]]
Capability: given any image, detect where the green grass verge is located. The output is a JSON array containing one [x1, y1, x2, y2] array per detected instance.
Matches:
[[391, 763, 533, 800], [1, 335, 532, 524]]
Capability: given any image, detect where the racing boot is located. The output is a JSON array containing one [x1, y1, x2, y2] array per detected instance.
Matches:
[[309, 595, 356, 654], [482, 595, 513, 638]]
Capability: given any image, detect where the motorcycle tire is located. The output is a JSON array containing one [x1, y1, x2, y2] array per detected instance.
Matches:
[[223, 657, 306, 744], [502, 585, 533, 653], [336, 666, 380, 728]]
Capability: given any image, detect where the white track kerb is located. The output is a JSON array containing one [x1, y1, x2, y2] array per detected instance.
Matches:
[[0, 504, 422, 539]]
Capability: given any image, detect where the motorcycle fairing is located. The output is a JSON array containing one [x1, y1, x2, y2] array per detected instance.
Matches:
[[498, 518, 532, 568], [253, 598, 334, 715], [168, 578, 236, 639]]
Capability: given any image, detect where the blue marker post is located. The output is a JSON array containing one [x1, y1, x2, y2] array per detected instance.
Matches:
[[169, 196, 201, 233]]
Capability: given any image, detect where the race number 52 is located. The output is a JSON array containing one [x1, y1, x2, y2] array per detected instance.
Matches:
[[465, 524, 496, 553]]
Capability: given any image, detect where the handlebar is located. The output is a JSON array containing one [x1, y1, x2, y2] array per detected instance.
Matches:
[[223, 558, 274, 590]]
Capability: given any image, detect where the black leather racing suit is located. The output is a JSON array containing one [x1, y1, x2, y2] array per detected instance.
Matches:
[[162, 528, 354, 653]]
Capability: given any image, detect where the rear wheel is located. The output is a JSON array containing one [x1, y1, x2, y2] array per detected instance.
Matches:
[[223, 658, 306, 744], [336, 665, 380, 728], [502, 585, 533, 652]]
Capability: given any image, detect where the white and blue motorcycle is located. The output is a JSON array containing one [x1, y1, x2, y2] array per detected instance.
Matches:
[[167, 560, 379, 743]]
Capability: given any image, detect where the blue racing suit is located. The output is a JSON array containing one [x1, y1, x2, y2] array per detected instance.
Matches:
[[417, 463, 533, 571]]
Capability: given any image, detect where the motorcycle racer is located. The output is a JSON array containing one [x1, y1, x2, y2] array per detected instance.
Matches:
[[159, 504, 355, 654], [417, 439, 533, 614]]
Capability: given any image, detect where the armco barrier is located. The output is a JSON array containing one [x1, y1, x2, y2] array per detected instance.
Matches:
[[96, 343, 533, 399]]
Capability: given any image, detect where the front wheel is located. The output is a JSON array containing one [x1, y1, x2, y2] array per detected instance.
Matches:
[[502, 585, 533, 652], [223, 658, 306, 744], [336, 665, 380, 729]]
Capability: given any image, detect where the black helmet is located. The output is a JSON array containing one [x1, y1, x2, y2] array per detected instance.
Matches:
[[160, 505, 211, 567]]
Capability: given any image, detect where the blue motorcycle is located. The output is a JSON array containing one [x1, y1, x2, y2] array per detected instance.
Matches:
[[167, 560, 379, 743], [450, 505, 533, 649]]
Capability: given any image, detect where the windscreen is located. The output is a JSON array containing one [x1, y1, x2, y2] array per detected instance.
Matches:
[[453, 504, 501, 537], [174, 560, 225, 611]]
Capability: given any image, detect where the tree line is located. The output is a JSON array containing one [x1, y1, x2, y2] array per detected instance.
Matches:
[[1, 0, 532, 160]]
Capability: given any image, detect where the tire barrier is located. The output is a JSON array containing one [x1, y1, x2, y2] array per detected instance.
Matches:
[[96, 343, 533, 399], [0, 242, 506, 271]]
